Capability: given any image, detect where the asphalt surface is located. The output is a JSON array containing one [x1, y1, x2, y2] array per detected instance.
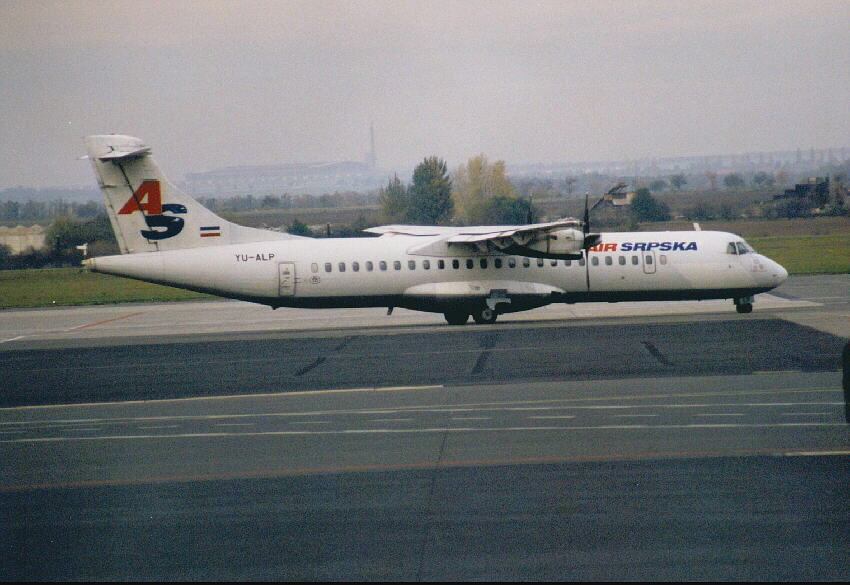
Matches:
[[1, 274, 848, 580], [0, 318, 844, 408]]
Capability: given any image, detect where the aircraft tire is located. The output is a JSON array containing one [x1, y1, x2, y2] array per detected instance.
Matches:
[[736, 302, 753, 314], [472, 307, 498, 324], [444, 311, 469, 325]]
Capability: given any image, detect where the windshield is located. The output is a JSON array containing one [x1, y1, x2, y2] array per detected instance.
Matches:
[[727, 241, 755, 255]]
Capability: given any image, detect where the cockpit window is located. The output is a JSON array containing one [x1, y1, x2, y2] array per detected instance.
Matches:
[[728, 241, 755, 255]]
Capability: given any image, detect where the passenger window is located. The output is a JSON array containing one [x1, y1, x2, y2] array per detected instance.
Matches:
[[645, 255, 653, 265], [509, 258, 517, 268], [438, 259, 445, 269], [618, 256, 625, 265], [605, 256, 612, 266], [408, 260, 416, 270], [338, 262, 346, 272], [480, 258, 488, 269], [660, 255, 667, 265], [324, 262, 332, 273], [537, 258, 544, 267], [423, 260, 431, 270], [352, 261, 359, 272], [366, 261, 374, 271], [632, 255, 639, 265], [579, 258, 586, 266], [466, 259, 474, 269], [379, 261, 387, 271], [311, 263, 318, 273], [550, 259, 557, 267], [495, 258, 503, 268], [564, 260, 571, 267], [523, 258, 530, 267], [393, 261, 401, 270], [592, 257, 599, 266], [452, 259, 460, 269]]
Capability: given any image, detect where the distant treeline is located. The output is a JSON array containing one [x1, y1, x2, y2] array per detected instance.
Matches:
[[0, 199, 103, 222], [198, 191, 378, 213], [0, 214, 119, 270], [0, 187, 101, 204]]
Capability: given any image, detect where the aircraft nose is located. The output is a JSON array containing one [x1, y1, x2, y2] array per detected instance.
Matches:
[[764, 257, 788, 286]]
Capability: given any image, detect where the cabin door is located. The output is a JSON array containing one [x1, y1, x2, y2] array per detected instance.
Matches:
[[278, 262, 297, 296]]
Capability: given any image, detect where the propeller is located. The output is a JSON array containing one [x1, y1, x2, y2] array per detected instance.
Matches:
[[582, 192, 601, 250]]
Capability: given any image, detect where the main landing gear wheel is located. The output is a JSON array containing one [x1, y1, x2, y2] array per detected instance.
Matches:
[[734, 297, 754, 314], [472, 306, 498, 324], [444, 310, 469, 325]]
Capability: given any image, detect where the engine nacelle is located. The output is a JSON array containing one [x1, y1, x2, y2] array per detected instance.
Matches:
[[493, 228, 592, 259]]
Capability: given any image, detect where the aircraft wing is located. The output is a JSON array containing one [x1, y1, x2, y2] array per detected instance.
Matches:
[[366, 218, 595, 259]]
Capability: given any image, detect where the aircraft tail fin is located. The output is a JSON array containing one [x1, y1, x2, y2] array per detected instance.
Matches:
[[85, 135, 301, 254]]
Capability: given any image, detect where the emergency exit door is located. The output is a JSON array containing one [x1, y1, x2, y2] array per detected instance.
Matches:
[[278, 262, 296, 296], [642, 251, 657, 274]]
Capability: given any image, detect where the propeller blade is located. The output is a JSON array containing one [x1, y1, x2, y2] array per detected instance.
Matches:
[[583, 192, 590, 235]]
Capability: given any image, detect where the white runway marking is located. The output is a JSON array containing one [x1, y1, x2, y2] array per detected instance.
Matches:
[[4, 422, 846, 443]]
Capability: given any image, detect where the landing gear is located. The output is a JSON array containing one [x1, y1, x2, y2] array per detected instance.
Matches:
[[444, 310, 469, 325], [734, 296, 754, 314], [472, 306, 498, 324]]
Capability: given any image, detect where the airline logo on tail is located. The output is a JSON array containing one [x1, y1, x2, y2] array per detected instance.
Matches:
[[117, 180, 186, 240]]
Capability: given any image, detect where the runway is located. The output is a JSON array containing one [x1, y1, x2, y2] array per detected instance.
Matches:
[[1, 275, 849, 580]]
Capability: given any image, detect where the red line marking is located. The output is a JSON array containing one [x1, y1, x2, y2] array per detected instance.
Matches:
[[69, 312, 145, 331]]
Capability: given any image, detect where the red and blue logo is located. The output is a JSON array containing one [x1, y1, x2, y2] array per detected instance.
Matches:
[[588, 241, 698, 252], [118, 181, 186, 240]]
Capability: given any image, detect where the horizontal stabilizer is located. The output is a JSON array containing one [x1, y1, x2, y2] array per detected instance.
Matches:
[[96, 146, 152, 161]]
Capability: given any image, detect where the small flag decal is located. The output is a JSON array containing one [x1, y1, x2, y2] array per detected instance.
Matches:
[[200, 225, 221, 237]]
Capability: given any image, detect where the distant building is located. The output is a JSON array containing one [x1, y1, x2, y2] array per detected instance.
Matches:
[[776, 177, 830, 204], [602, 182, 635, 206], [0, 225, 46, 253], [183, 161, 389, 197], [183, 124, 388, 197]]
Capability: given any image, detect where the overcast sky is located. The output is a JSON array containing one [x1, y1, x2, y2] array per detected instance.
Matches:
[[1, 0, 848, 188]]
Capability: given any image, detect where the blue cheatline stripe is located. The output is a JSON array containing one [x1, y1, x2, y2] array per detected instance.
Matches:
[[200, 226, 220, 231]]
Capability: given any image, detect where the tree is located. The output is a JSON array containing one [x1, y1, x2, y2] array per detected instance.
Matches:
[[378, 174, 409, 222], [630, 188, 670, 222], [0, 243, 11, 269], [286, 219, 313, 237], [670, 174, 687, 190], [723, 173, 745, 189], [752, 171, 775, 187], [478, 196, 535, 224], [408, 156, 452, 224], [451, 155, 517, 224]]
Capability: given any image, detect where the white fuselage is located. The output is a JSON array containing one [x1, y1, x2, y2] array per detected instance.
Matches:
[[88, 230, 788, 314]]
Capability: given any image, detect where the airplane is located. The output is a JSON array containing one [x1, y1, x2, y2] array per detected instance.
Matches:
[[83, 134, 788, 325]]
